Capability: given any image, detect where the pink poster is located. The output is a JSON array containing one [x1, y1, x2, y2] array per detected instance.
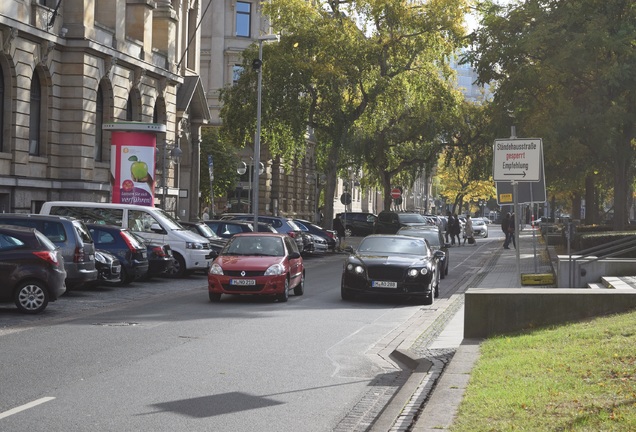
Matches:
[[105, 123, 166, 206]]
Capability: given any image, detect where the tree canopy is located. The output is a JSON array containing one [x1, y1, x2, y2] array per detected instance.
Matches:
[[466, 0, 636, 228], [220, 0, 471, 227]]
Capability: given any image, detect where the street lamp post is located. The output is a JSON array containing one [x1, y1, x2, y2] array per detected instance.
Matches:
[[161, 141, 182, 210], [252, 34, 279, 228]]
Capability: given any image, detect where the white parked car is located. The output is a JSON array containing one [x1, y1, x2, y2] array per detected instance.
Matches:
[[472, 218, 489, 238]]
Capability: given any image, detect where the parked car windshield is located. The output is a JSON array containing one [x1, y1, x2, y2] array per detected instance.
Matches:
[[197, 223, 221, 239], [223, 236, 285, 257], [398, 228, 440, 246], [357, 236, 427, 255], [398, 213, 428, 224]]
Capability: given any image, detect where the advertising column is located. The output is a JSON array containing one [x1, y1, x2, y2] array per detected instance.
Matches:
[[104, 122, 167, 206]]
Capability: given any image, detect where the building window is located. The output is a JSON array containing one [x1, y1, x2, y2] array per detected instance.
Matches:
[[95, 87, 104, 161], [236, 2, 251, 38], [29, 73, 42, 156], [232, 65, 243, 85], [126, 96, 133, 121]]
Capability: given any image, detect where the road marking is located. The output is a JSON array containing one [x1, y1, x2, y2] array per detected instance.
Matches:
[[0, 397, 55, 420]]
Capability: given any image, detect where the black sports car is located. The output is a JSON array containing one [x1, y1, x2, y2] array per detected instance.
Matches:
[[341, 235, 444, 305]]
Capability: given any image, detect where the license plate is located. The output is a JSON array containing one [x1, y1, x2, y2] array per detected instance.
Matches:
[[372, 280, 397, 288], [230, 279, 256, 286]]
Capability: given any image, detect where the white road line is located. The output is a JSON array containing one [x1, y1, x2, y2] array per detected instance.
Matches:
[[0, 397, 55, 420]]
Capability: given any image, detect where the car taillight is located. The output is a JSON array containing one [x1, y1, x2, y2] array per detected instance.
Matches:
[[33, 251, 60, 266], [288, 232, 297, 238], [74, 246, 85, 263], [151, 245, 167, 257], [120, 231, 138, 252]]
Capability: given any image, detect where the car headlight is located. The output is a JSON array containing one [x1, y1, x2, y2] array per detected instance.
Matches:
[[186, 242, 206, 249], [209, 263, 223, 275], [346, 263, 365, 274], [407, 268, 428, 277], [265, 263, 285, 276]]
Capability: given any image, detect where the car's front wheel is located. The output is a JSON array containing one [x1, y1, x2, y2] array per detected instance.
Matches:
[[167, 253, 186, 278], [341, 285, 354, 301], [294, 272, 305, 296], [421, 281, 434, 306], [14, 280, 49, 314], [277, 278, 289, 302]]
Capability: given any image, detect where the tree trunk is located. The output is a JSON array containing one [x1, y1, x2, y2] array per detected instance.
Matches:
[[322, 143, 341, 230], [613, 130, 633, 230]]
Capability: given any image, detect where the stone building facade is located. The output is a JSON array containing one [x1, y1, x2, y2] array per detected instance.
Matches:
[[0, 0, 210, 219]]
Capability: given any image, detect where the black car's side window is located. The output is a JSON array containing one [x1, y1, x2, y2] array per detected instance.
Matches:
[[0, 233, 25, 250]]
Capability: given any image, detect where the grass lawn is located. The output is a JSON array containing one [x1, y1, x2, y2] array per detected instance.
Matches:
[[451, 310, 636, 431]]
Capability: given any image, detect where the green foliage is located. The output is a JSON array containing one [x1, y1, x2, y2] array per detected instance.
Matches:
[[199, 128, 242, 210], [453, 310, 636, 431], [467, 0, 636, 228]]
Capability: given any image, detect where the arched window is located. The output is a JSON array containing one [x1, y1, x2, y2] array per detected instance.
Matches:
[[29, 72, 42, 156], [95, 87, 104, 161], [126, 96, 133, 121]]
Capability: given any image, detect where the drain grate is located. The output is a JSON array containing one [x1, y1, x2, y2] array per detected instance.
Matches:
[[92, 322, 139, 327]]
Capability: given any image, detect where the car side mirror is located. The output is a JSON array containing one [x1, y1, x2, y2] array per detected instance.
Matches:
[[434, 250, 445, 259], [288, 251, 301, 259], [343, 245, 354, 253], [150, 223, 166, 234]]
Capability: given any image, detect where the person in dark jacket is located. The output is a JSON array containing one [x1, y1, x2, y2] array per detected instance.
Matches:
[[502, 212, 515, 249], [333, 216, 345, 240], [451, 213, 462, 246]]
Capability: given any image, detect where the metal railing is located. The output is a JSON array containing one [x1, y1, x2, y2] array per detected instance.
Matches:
[[568, 231, 636, 287]]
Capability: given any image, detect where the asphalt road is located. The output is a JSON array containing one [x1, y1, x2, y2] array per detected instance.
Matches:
[[0, 233, 498, 431]]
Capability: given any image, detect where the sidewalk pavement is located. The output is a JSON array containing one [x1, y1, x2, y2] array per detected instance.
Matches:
[[376, 225, 554, 432]]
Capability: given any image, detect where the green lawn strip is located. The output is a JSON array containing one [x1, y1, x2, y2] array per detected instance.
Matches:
[[451, 311, 636, 431]]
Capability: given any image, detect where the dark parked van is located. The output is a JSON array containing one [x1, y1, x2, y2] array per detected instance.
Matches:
[[337, 212, 377, 237], [0, 214, 97, 288]]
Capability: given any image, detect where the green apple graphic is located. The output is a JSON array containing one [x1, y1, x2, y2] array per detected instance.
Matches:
[[129, 155, 149, 182]]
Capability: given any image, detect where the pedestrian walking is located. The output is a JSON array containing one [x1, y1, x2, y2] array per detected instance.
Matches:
[[202, 207, 210, 221], [446, 211, 454, 245], [502, 212, 516, 249], [333, 216, 345, 240], [463, 214, 474, 245], [452, 213, 462, 246], [508, 213, 516, 249]]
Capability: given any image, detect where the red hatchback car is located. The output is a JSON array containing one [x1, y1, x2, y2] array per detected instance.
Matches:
[[208, 233, 305, 303]]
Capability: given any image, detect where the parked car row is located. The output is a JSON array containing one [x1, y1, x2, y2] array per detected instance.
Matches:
[[210, 213, 339, 257]]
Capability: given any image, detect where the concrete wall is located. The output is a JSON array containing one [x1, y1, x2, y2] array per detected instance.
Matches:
[[556, 255, 636, 288], [464, 288, 636, 338]]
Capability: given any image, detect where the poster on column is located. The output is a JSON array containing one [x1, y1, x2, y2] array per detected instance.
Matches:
[[104, 122, 166, 206]]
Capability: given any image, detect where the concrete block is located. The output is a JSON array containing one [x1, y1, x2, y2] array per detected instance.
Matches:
[[464, 288, 636, 338]]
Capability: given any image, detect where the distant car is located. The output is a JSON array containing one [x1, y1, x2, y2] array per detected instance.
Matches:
[[87, 224, 149, 285], [203, 220, 277, 239], [336, 212, 377, 237], [471, 218, 489, 238], [397, 226, 450, 278], [373, 211, 432, 234], [341, 234, 443, 305], [0, 224, 67, 314], [208, 233, 305, 303], [220, 215, 305, 252], [128, 231, 175, 280], [94, 250, 122, 285], [179, 221, 227, 255], [0, 214, 97, 289], [293, 219, 338, 251]]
